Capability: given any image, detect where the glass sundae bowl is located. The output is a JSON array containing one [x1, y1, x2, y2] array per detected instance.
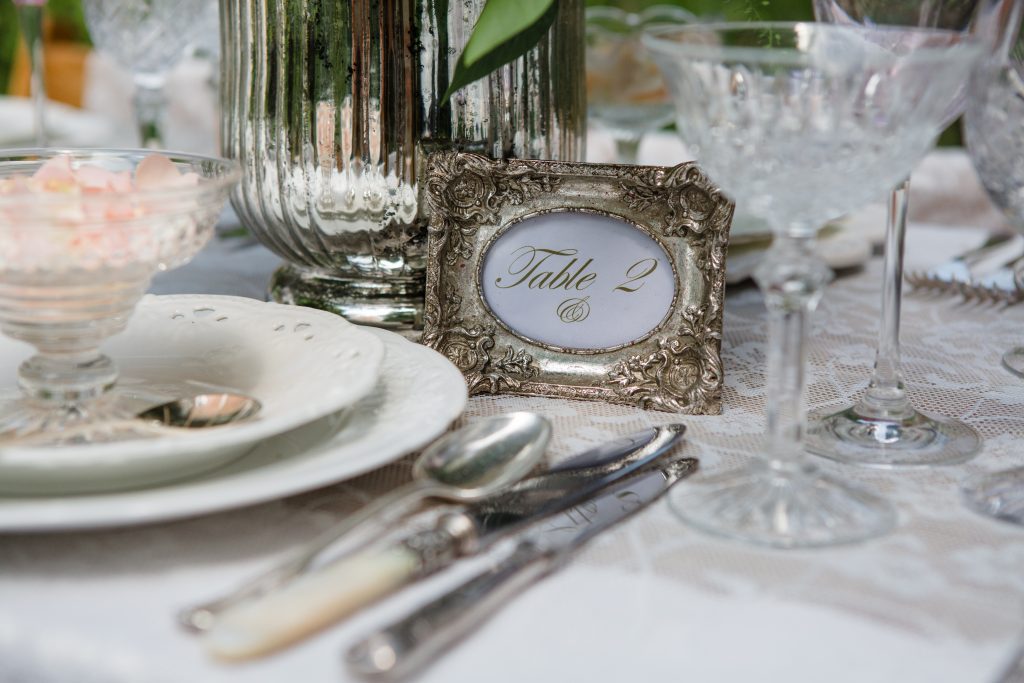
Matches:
[[0, 149, 240, 443]]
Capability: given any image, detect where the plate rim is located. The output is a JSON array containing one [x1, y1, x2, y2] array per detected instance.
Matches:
[[0, 326, 468, 531], [0, 294, 385, 466]]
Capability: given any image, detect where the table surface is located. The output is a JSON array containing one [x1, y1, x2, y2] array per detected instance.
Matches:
[[3, 151, 1024, 683]]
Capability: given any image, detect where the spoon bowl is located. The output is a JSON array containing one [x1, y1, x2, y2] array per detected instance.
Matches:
[[0, 392, 262, 448], [416, 412, 550, 499], [137, 393, 262, 428]]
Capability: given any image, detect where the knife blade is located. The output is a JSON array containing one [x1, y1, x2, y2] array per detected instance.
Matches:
[[345, 456, 699, 681], [196, 423, 686, 660]]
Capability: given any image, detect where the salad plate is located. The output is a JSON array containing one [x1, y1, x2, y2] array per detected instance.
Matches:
[[0, 326, 467, 531], [0, 295, 384, 494]]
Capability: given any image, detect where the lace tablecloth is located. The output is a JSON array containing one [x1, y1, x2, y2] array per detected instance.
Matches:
[[2, 155, 1024, 683]]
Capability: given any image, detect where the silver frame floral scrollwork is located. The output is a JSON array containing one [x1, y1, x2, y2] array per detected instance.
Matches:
[[420, 151, 734, 414]]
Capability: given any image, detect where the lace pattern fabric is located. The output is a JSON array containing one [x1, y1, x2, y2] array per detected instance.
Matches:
[[1, 213, 1022, 681]]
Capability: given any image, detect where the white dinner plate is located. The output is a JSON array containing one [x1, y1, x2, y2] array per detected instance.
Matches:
[[725, 224, 874, 284], [0, 295, 384, 494], [0, 327, 468, 531]]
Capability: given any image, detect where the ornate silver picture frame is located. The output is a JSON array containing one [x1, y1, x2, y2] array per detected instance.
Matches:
[[421, 151, 734, 414]]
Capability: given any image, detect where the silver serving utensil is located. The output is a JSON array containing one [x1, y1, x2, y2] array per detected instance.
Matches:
[[180, 412, 551, 633], [345, 455, 699, 681], [191, 423, 686, 660], [906, 232, 1024, 301]]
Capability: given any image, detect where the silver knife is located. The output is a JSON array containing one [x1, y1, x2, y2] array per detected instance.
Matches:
[[345, 456, 699, 680], [196, 423, 686, 660]]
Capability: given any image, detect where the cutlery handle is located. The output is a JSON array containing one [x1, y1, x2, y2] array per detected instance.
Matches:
[[180, 481, 428, 632], [345, 541, 554, 680], [201, 544, 421, 661]]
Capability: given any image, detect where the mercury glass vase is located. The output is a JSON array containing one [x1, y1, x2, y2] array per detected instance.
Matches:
[[219, 0, 586, 330]]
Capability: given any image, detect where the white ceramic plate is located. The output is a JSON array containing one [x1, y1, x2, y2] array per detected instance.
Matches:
[[725, 224, 874, 284], [0, 327, 468, 531], [0, 295, 384, 493]]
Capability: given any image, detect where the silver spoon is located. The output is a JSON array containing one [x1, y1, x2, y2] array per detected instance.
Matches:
[[180, 411, 552, 632], [0, 392, 262, 447], [137, 392, 262, 428]]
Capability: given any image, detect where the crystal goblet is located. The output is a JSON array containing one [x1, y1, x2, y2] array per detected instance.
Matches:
[[964, 44, 1024, 378], [14, 0, 47, 147], [645, 22, 983, 547], [585, 4, 694, 164], [0, 149, 239, 442], [961, 40, 1024, 525], [805, 0, 1022, 468], [82, 0, 212, 148]]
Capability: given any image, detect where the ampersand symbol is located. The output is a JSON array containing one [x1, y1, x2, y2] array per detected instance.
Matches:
[[557, 297, 591, 323]]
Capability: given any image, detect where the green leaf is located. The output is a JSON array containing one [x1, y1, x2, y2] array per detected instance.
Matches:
[[0, 0, 17, 95], [440, 0, 558, 106]]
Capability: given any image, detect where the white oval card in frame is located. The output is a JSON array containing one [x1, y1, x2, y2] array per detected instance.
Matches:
[[480, 211, 677, 351], [421, 151, 734, 414]]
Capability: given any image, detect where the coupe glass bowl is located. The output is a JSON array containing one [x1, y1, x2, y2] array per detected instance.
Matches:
[[644, 22, 983, 548], [964, 54, 1024, 376], [0, 149, 240, 442], [82, 0, 213, 147], [585, 4, 695, 163], [961, 44, 1024, 525]]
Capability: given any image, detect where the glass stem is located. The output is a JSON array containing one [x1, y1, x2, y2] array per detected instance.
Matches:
[[18, 350, 117, 408], [16, 4, 47, 147], [134, 79, 167, 149], [755, 233, 830, 471], [857, 178, 914, 420], [614, 136, 641, 165]]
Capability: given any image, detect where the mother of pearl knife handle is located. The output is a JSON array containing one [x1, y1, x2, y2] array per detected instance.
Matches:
[[200, 545, 421, 661]]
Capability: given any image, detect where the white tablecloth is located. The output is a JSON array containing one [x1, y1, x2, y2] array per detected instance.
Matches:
[[3, 148, 1024, 682]]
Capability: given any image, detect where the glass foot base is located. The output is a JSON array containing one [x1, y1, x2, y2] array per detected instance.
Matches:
[[806, 405, 981, 468], [668, 461, 896, 549], [1003, 347, 1024, 378], [0, 394, 135, 445], [269, 263, 424, 334], [0, 380, 229, 447], [962, 466, 1024, 526]]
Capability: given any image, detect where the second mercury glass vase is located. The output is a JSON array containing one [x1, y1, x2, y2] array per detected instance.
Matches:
[[219, 0, 586, 331]]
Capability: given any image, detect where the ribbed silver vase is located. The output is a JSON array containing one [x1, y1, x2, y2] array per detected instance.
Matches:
[[219, 0, 585, 330]]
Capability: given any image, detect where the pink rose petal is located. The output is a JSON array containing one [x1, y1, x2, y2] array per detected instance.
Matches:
[[135, 154, 197, 190], [74, 164, 124, 193], [32, 155, 76, 191], [110, 172, 133, 193], [0, 177, 28, 195]]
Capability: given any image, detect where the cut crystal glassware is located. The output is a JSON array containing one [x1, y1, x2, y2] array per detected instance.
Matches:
[[964, 39, 1024, 377], [961, 33, 1024, 525], [0, 149, 239, 443], [82, 0, 211, 148], [963, 466, 1024, 526], [585, 4, 694, 164], [645, 22, 983, 547], [805, 0, 1023, 468]]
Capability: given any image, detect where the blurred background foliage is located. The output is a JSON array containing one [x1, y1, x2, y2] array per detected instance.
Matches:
[[0, 0, 813, 96], [585, 0, 812, 20], [0, 0, 959, 143], [1, 0, 90, 94]]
